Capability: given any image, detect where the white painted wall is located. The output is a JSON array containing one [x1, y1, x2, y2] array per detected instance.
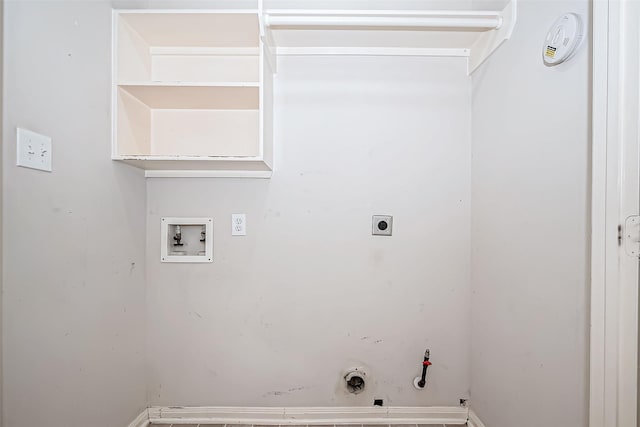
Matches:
[[1, 0, 592, 421], [3, 2, 147, 426], [0, 1, 4, 425], [146, 55, 472, 406], [469, 1, 590, 426]]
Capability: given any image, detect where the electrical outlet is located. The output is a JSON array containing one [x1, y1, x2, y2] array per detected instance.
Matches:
[[231, 213, 246, 236], [17, 128, 52, 172], [372, 215, 393, 236]]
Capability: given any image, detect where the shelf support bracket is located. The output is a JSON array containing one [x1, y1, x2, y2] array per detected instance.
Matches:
[[467, 0, 517, 75], [259, 2, 277, 74], [262, 28, 278, 74]]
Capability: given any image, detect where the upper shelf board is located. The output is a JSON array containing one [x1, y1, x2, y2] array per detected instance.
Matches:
[[262, 1, 517, 74], [264, 9, 505, 30], [118, 11, 260, 48]]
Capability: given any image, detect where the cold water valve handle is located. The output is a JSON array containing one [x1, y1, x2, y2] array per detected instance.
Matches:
[[414, 349, 432, 389], [173, 225, 184, 247]]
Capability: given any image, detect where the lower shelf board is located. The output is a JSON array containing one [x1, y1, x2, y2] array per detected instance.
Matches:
[[113, 156, 273, 178]]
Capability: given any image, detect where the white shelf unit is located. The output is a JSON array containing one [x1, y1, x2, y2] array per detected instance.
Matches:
[[112, 5, 515, 178], [112, 10, 274, 178], [263, 2, 517, 75]]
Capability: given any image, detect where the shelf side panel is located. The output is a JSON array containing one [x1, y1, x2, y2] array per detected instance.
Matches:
[[261, 46, 274, 169], [117, 88, 152, 155], [151, 109, 260, 157], [117, 14, 152, 82]]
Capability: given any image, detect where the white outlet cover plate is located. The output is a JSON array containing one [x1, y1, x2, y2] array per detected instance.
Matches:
[[232, 213, 247, 236], [17, 128, 52, 172]]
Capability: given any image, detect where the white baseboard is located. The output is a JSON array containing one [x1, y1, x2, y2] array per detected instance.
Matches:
[[127, 408, 150, 427], [467, 410, 486, 427], [147, 406, 469, 425]]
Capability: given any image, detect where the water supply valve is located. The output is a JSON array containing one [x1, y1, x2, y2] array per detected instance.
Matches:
[[413, 349, 432, 389]]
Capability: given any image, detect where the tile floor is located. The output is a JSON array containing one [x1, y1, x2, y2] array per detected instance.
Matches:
[[149, 424, 466, 427]]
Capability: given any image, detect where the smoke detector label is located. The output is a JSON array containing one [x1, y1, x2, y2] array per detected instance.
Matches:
[[545, 45, 557, 58]]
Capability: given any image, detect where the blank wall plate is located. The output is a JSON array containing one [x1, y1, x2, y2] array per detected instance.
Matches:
[[17, 128, 52, 172]]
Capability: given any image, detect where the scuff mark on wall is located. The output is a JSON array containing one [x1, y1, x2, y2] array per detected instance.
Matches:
[[263, 386, 313, 398]]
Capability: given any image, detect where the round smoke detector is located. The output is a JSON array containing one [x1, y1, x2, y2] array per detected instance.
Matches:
[[542, 13, 584, 66]]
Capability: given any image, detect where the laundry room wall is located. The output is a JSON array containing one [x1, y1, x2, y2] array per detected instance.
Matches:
[[1, 0, 592, 423], [3, 2, 147, 426], [469, 1, 591, 426], [145, 54, 473, 406], [0, 1, 4, 425]]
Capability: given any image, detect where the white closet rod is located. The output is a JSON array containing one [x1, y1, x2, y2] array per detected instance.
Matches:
[[265, 15, 503, 30]]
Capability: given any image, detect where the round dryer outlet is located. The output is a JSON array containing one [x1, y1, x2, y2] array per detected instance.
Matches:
[[344, 368, 367, 394]]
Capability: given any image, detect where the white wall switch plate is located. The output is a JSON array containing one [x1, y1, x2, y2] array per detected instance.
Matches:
[[17, 128, 52, 172], [232, 213, 246, 236]]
